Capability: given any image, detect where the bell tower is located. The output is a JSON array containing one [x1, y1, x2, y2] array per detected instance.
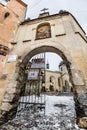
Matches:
[[46, 60, 49, 69]]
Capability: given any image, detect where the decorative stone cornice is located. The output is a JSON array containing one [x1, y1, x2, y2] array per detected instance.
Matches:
[[20, 11, 86, 35]]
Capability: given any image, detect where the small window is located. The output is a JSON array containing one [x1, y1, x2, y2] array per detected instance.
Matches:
[[61, 67, 63, 71], [58, 78, 61, 87], [49, 77, 52, 82], [4, 12, 10, 19], [0, 51, 6, 56], [49, 85, 54, 91]]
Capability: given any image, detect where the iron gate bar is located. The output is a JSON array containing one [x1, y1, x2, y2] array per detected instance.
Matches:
[[19, 102, 45, 105], [17, 53, 46, 114]]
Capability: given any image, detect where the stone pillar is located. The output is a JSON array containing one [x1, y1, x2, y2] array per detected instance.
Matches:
[[71, 68, 87, 128], [0, 59, 27, 124]]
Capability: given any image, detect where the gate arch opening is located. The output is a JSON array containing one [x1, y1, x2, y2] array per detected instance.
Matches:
[[16, 46, 85, 120], [16, 45, 86, 118], [0, 45, 86, 125]]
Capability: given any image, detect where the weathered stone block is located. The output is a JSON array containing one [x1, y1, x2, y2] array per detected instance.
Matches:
[[3, 62, 17, 74], [6, 85, 18, 94], [0, 80, 7, 103], [7, 82, 18, 89], [0, 102, 12, 111], [71, 69, 85, 86], [0, 74, 7, 80], [2, 93, 20, 103], [7, 73, 18, 81], [78, 117, 87, 129], [3, 93, 15, 102]]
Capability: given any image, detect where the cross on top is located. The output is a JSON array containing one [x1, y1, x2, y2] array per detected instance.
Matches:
[[41, 8, 49, 13]]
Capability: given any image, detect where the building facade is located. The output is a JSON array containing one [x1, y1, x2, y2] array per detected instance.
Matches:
[[0, 9, 87, 126], [59, 61, 72, 92], [0, 0, 27, 76], [25, 69, 62, 95], [25, 57, 62, 95]]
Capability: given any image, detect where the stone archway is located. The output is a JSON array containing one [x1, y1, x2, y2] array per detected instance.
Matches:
[[0, 41, 86, 124]]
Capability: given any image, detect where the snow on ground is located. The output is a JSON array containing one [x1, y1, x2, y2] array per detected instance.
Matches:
[[0, 95, 86, 130], [45, 95, 75, 116]]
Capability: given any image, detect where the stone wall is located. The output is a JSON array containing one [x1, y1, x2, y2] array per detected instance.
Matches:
[[0, 11, 87, 127]]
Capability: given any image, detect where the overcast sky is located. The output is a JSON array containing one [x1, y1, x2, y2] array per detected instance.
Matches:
[[22, 0, 87, 71]]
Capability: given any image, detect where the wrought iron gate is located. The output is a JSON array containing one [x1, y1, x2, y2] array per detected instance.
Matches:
[[17, 54, 46, 115]]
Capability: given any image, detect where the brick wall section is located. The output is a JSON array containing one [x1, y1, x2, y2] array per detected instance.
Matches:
[[0, 0, 27, 76]]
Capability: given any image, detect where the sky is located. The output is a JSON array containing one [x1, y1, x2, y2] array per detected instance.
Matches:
[[31, 52, 62, 71], [22, 0, 87, 71]]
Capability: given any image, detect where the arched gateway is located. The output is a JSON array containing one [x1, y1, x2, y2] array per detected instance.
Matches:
[[0, 11, 87, 126]]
